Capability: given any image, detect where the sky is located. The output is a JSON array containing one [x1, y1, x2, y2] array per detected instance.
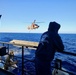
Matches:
[[0, 0, 76, 33]]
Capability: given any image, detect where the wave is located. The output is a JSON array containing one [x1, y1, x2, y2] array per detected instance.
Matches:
[[0, 37, 13, 42]]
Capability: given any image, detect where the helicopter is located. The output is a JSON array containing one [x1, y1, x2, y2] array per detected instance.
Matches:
[[27, 20, 40, 30]]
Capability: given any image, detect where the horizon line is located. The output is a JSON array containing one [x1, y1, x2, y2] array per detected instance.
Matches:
[[0, 32, 76, 34]]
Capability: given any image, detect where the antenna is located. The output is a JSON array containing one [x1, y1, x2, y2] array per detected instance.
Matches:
[[0, 15, 2, 19], [0, 15, 2, 26]]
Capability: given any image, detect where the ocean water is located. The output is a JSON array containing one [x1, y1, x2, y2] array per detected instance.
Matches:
[[0, 33, 76, 75]]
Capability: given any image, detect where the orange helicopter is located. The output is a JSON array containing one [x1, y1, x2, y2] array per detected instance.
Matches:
[[27, 20, 40, 30]]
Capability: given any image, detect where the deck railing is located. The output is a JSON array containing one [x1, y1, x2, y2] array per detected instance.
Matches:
[[0, 41, 76, 75]]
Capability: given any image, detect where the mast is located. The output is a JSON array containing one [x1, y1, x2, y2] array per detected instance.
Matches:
[[0, 15, 2, 19]]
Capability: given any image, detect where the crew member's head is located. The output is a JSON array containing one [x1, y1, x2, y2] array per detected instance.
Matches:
[[48, 21, 61, 33]]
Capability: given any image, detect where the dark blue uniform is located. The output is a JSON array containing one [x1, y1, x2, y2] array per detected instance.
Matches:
[[35, 22, 64, 75]]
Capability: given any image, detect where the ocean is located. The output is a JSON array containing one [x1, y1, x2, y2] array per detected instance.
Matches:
[[0, 33, 76, 75]]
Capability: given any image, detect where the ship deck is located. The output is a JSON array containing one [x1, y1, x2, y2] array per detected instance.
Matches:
[[0, 40, 76, 75]]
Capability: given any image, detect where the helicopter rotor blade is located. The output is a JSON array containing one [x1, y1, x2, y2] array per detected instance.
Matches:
[[36, 22, 44, 23]]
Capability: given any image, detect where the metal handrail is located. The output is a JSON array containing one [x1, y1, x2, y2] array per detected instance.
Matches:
[[60, 51, 76, 56], [0, 41, 76, 75]]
